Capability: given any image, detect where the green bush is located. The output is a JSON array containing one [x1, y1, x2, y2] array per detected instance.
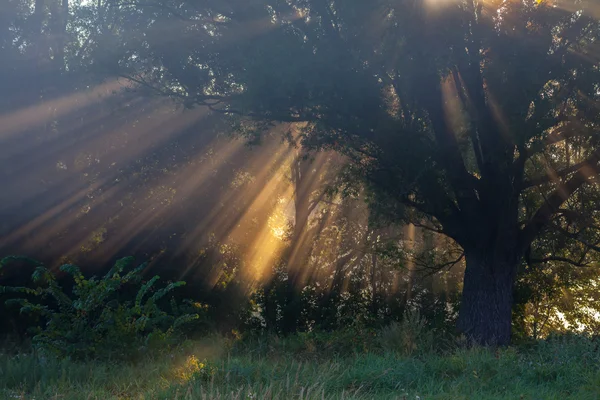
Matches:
[[0, 256, 199, 360], [231, 325, 377, 361], [377, 309, 435, 356]]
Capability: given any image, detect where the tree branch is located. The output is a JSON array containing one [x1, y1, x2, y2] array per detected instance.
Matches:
[[551, 225, 600, 253], [411, 221, 445, 235], [414, 252, 465, 277], [528, 256, 593, 268], [519, 152, 600, 252], [451, 67, 485, 175], [521, 158, 595, 189]]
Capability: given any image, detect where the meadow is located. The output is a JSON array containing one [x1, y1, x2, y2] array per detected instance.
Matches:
[[1, 332, 599, 400]]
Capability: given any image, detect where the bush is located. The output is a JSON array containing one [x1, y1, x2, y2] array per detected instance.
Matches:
[[231, 324, 377, 361], [0, 256, 199, 360], [377, 309, 435, 356]]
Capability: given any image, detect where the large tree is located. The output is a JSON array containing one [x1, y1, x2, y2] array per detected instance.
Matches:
[[86, 0, 600, 345]]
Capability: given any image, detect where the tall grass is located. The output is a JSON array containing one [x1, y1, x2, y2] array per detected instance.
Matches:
[[1, 333, 598, 399]]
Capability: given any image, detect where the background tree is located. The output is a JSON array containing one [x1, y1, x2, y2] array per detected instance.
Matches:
[[89, 0, 600, 345]]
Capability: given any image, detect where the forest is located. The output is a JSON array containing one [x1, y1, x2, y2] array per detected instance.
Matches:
[[0, 0, 599, 398]]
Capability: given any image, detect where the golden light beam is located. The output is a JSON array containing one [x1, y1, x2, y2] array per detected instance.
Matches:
[[235, 183, 294, 286], [295, 197, 340, 286], [0, 97, 162, 213], [176, 136, 294, 255], [0, 79, 125, 140], [284, 153, 332, 284], [0, 103, 211, 256], [201, 149, 295, 285], [97, 137, 246, 266], [552, 0, 600, 19], [0, 178, 114, 250]]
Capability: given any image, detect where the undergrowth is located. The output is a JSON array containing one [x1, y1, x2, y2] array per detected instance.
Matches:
[[1, 258, 598, 399], [0, 256, 201, 360]]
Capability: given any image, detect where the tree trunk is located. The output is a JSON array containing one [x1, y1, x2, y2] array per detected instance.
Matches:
[[51, 0, 69, 71], [404, 223, 416, 302], [457, 249, 520, 346]]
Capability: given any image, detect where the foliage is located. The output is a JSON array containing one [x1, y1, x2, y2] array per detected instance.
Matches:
[[233, 327, 376, 360], [514, 263, 600, 340], [173, 354, 220, 383], [238, 311, 441, 360], [244, 264, 459, 336], [75, 0, 600, 344], [0, 256, 199, 360], [1, 0, 600, 346], [377, 309, 435, 356]]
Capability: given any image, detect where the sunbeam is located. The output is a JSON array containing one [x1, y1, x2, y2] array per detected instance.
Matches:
[[0, 80, 125, 141], [1, 0, 598, 356]]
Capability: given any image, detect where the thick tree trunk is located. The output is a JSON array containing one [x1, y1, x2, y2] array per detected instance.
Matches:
[[457, 249, 520, 346]]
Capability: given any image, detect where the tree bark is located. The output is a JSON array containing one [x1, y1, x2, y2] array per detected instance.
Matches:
[[457, 249, 520, 346], [404, 223, 416, 302]]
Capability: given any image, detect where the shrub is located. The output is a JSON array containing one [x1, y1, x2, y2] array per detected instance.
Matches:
[[0, 256, 199, 360], [377, 309, 434, 356]]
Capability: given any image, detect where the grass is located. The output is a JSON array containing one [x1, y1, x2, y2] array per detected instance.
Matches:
[[0, 333, 599, 400]]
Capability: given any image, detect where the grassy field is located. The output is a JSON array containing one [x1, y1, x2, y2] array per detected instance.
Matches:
[[1, 334, 599, 400]]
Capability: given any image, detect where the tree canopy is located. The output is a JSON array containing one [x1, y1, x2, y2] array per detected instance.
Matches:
[[1, 0, 599, 345]]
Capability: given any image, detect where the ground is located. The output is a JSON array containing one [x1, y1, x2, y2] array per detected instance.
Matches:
[[1, 334, 599, 399]]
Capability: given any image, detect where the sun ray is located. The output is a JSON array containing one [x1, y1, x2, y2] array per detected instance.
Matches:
[[0, 79, 125, 141]]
